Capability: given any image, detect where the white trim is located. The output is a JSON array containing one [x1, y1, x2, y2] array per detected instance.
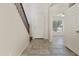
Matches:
[[18, 39, 30, 56]]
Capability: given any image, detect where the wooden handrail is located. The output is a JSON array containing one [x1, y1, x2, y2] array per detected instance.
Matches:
[[15, 3, 33, 42], [15, 3, 30, 34]]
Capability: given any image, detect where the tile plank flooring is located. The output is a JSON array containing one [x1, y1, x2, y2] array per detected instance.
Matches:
[[21, 36, 77, 56]]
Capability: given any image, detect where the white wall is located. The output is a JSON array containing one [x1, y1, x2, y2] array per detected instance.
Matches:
[[23, 3, 49, 39], [0, 4, 29, 56], [64, 4, 79, 55]]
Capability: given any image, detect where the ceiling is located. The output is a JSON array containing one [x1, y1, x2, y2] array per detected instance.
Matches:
[[49, 3, 76, 7]]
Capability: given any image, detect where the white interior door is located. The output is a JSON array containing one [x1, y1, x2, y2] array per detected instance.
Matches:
[[73, 7, 79, 55], [64, 4, 79, 55]]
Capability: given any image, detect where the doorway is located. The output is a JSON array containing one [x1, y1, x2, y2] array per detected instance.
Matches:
[[48, 3, 77, 56], [52, 14, 64, 36]]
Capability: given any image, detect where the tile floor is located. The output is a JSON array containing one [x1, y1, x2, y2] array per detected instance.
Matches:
[[49, 36, 77, 56], [21, 36, 77, 56]]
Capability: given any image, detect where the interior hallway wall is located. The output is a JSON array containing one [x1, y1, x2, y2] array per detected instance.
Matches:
[[0, 4, 29, 55]]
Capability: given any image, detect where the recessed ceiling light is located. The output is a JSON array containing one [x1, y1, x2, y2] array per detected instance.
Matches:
[[56, 13, 65, 17]]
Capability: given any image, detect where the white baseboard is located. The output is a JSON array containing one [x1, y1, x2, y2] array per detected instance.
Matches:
[[18, 40, 30, 56]]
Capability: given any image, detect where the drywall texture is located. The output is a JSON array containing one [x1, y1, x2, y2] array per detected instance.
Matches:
[[64, 4, 79, 55], [23, 3, 49, 39], [0, 4, 29, 56]]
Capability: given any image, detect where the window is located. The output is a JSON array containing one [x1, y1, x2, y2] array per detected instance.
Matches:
[[53, 20, 63, 32]]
